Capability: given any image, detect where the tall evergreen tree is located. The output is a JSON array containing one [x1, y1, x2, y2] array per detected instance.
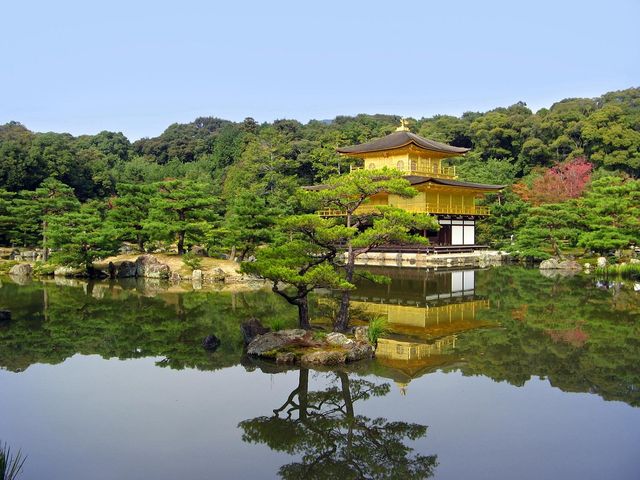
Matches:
[[145, 179, 220, 254], [108, 183, 155, 252], [7, 178, 79, 257]]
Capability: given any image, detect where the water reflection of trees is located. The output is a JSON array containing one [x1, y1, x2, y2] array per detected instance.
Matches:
[[239, 369, 437, 479], [458, 267, 640, 406], [0, 279, 296, 372]]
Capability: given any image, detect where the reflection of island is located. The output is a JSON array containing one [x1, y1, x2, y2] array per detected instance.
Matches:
[[239, 368, 437, 479], [345, 269, 494, 388], [0, 277, 296, 372]]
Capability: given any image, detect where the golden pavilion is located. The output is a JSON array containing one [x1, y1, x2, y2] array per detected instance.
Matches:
[[331, 120, 504, 247]]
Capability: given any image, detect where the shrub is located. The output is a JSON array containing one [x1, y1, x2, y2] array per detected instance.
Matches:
[[367, 316, 388, 346], [269, 318, 289, 332], [0, 261, 19, 274], [1, 441, 27, 480], [181, 252, 202, 271], [32, 261, 57, 276]]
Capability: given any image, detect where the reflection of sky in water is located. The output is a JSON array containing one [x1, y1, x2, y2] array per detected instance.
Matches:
[[1, 355, 638, 480]]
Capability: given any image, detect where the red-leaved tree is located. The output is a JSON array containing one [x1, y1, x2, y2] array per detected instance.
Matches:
[[514, 157, 593, 205]]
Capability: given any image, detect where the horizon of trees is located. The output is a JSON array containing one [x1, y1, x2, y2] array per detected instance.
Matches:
[[1, 86, 639, 262]]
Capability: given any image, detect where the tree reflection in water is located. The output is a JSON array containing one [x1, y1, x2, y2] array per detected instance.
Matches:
[[239, 369, 437, 479]]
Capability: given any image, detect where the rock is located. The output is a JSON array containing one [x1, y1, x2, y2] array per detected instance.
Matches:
[[345, 341, 374, 362], [353, 326, 369, 342], [116, 261, 137, 278], [583, 262, 591, 270], [539, 269, 576, 279], [135, 255, 170, 279], [8, 249, 21, 260], [108, 262, 117, 278], [539, 258, 580, 270], [240, 318, 271, 345], [9, 263, 32, 276], [301, 349, 347, 366], [190, 245, 208, 256], [170, 272, 182, 283], [192, 269, 203, 282], [597, 257, 607, 268], [326, 332, 353, 346], [557, 260, 581, 270], [276, 352, 296, 364], [21, 250, 37, 259], [202, 334, 221, 351], [119, 243, 136, 254], [630, 259, 640, 264], [0, 310, 11, 323], [539, 258, 559, 270], [210, 267, 226, 282], [54, 266, 84, 277], [246, 329, 314, 356]]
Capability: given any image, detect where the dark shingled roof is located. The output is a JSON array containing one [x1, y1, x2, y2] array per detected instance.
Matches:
[[405, 175, 504, 190], [337, 131, 470, 156], [302, 175, 504, 191]]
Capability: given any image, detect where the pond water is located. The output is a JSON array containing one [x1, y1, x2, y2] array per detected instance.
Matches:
[[0, 267, 638, 480]]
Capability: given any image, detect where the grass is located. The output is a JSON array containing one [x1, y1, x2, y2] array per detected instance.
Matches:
[[595, 263, 640, 279], [268, 318, 291, 332], [0, 261, 19, 274], [367, 316, 388, 346], [1, 441, 26, 480]]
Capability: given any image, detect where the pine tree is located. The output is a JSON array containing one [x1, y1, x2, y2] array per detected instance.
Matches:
[[108, 183, 155, 252], [7, 178, 79, 257], [241, 215, 351, 329], [303, 168, 440, 331], [145, 179, 220, 254], [222, 190, 277, 261], [48, 202, 119, 272]]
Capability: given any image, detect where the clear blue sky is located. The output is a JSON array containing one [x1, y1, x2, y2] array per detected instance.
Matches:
[[2, 0, 638, 140]]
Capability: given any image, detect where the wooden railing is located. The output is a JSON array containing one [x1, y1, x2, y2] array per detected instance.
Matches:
[[317, 203, 490, 217], [350, 164, 457, 179]]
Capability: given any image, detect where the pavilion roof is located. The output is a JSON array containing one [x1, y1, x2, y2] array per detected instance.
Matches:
[[336, 130, 470, 156], [405, 175, 504, 190]]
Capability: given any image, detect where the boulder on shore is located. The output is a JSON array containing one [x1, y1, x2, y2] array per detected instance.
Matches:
[[116, 261, 137, 278], [539, 258, 559, 270], [353, 326, 369, 342], [597, 257, 608, 268], [326, 332, 354, 346], [247, 329, 315, 356], [135, 255, 170, 279], [9, 263, 32, 277], [54, 266, 85, 277], [539, 258, 581, 270], [241, 318, 271, 345], [0, 310, 11, 323]]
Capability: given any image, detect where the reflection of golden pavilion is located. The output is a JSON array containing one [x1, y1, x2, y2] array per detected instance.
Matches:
[[376, 336, 460, 385], [343, 269, 496, 391], [352, 299, 491, 338]]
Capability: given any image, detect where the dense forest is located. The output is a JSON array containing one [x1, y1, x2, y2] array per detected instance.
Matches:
[[1, 87, 639, 261]]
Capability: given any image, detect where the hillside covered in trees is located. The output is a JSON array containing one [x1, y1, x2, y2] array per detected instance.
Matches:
[[1, 87, 639, 261]]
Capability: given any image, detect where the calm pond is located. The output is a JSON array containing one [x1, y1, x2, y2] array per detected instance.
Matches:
[[0, 267, 638, 480]]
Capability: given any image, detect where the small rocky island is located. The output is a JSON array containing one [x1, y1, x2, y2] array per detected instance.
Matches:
[[242, 320, 374, 366]]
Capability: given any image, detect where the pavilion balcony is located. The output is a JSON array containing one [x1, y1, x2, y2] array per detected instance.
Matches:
[[350, 164, 457, 179], [317, 202, 490, 217]]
